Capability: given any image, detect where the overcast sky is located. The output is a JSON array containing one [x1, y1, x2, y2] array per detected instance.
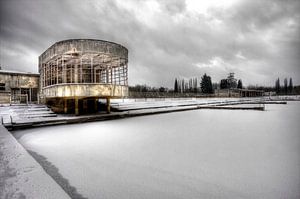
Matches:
[[0, 0, 299, 87]]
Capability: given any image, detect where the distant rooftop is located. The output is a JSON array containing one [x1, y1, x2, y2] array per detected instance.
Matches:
[[0, 69, 39, 76]]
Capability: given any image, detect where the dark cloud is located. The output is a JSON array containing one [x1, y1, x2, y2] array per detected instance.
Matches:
[[160, 0, 186, 15], [0, 0, 299, 87]]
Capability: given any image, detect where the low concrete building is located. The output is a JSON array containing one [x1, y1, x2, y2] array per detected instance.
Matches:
[[0, 70, 39, 104]]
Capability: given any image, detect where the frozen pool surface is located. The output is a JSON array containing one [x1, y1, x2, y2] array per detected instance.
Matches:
[[14, 102, 300, 199]]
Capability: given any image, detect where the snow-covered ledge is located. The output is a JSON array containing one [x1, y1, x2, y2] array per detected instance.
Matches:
[[0, 125, 70, 199]]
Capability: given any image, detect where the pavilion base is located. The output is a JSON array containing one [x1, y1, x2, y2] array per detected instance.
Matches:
[[45, 97, 111, 115]]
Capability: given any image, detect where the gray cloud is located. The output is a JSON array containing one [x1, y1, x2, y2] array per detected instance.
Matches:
[[0, 0, 299, 87]]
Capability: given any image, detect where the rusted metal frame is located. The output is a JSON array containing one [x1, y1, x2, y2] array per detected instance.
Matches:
[[116, 64, 121, 85], [125, 63, 128, 85], [47, 62, 50, 86], [120, 63, 125, 85], [110, 64, 113, 84], [43, 64, 46, 88], [74, 58, 78, 83], [40, 44, 128, 90], [49, 62, 52, 86], [91, 57, 93, 83], [45, 63, 47, 87], [105, 63, 109, 84], [100, 68, 105, 83], [51, 59, 54, 85], [46, 63, 48, 86], [56, 58, 59, 84], [80, 57, 83, 83], [52, 60, 54, 85], [71, 64, 73, 83], [117, 58, 122, 85], [62, 55, 66, 83]]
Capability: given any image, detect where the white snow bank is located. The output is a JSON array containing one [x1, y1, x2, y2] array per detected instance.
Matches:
[[0, 125, 70, 199], [110, 97, 261, 111]]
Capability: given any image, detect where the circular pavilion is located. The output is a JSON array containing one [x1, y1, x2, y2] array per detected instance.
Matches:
[[39, 39, 128, 114]]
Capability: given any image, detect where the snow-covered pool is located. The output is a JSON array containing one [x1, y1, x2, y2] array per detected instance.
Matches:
[[14, 102, 300, 199]]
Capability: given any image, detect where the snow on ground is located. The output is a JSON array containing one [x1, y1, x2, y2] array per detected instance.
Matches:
[[110, 96, 300, 111], [1, 97, 297, 126], [0, 98, 263, 127], [0, 125, 70, 199], [110, 97, 257, 111], [13, 102, 300, 199], [0, 104, 57, 125], [268, 95, 300, 101]]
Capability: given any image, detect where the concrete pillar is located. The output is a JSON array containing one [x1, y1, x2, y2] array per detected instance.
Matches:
[[64, 99, 68, 113], [74, 64, 78, 83], [95, 98, 98, 112], [29, 88, 32, 103], [26, 94, 28, 105], [83, 100, 88, 111], [75, 98, 79, 116], [106, 97, 111, 114]]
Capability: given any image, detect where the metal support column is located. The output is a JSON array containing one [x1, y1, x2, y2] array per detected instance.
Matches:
[[75, 98, 79, 116], [106, 97, 110, 114], [64, 99, 68, 113], [95, 98, 98, 113]]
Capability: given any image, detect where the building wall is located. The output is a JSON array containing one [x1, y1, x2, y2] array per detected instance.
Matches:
[[0, 91, 10, 104], [0, 72, 39, 103], [0, 73, 39, 89]]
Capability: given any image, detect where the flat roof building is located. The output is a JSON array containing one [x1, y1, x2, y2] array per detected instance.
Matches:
[[0, 70, 39, 104]]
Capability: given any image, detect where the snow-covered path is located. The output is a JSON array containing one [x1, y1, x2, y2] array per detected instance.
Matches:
[[14, 102, 300, 199], [0, 125, 70, 199]]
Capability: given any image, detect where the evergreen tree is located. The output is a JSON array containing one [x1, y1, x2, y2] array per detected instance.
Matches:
[[227, 73, 237, 88], [284, 78, 288, 94], [178, 79, 181, 93], [237, 79, 243, 89], [212, 83, 219, 90], [174, 78, 178, 93], [220, 79, 228, 89], [200, 73, 213, 94], [194, 78, 198, 93], [189, 78, 192, 91], [289, 78, 293, 93], [275, 78, 280, 94], [159, 87, 165, 92]]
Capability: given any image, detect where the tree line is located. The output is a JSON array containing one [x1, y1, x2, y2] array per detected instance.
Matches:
[[174, 72, 243, 94], [174, 77, 198, 93], [130, 73, 243, 94], [129, 74, 297, 95], [275, 77, 293, 94], [129, 84, 169, 93]]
